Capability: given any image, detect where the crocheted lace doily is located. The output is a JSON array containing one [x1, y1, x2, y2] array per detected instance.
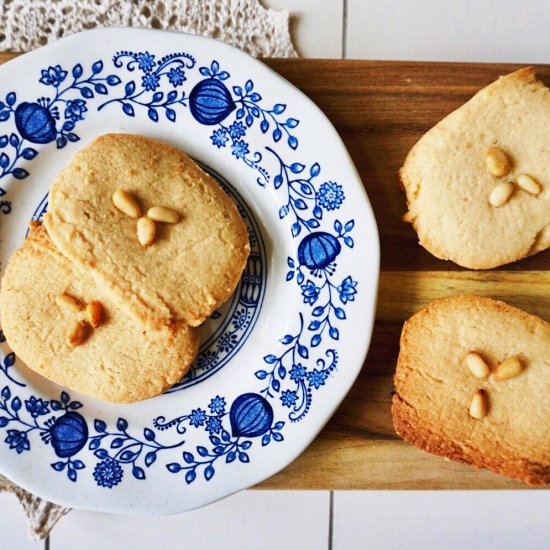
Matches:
[[0, 0, 298, 540], [0, 0, 298, 57]]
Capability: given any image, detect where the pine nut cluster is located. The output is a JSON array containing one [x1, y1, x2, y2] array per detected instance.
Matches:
[[112, 189, 180, 247], [56, 292, 104, 348], [485, 148, 543, 207], [465, 351, 525, 419]]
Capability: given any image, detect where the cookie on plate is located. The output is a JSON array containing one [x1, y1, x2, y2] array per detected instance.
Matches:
[[400, 68, 550, 269], [44, 134, 250, 330], [0, 223, 199, 403], [392, 295, 550, 486]]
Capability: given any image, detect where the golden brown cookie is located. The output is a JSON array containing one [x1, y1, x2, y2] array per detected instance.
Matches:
[[44, 134, 250, 330], [400, 68, 550, 269], [392, 295, 550, 486], [0, 224, 199, 403]]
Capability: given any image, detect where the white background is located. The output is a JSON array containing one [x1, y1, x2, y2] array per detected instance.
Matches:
[[2, 1, 549, 548]]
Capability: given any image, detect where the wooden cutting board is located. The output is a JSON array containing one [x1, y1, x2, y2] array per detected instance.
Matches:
[[0, 53, 547, 490]]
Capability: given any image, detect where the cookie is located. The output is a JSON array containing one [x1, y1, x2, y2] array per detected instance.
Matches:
[[400, 68, 550, 269], [392, 295, 550, 486], [0, 224, 199, 403], [44, 134, 250, 330]]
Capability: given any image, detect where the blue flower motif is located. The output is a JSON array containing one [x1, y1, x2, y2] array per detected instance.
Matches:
[[289, 363, 307, 382], [167, 67, 186, 86], [24, 396, 49, 418], [218, 333, 238, 353], [189, 408, 207, 428], [142, 73, 160, 91], [39, 65, 68, 87], [338, 276, 357, 304], [137, 52, 156, 72], [231, 140, 249, 159], [206, 417, 222, 434], [307, 368, 327, 390], [301, 280, 320, 305], [209, 396, 226, 415], [228, 121, 246, 139], [317, 181, 345, 211], [64, 99, 87, 122], [93, 458, 123, 488], [280, 390, 298, 408], [5, 430, 30, 454], [210, 128, 229, 148]]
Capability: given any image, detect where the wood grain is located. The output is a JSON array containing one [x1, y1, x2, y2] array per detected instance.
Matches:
[[0, 53, 547, 490]]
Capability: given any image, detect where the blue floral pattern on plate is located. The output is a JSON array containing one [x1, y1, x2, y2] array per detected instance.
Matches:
[[0, 30, 377, 512]]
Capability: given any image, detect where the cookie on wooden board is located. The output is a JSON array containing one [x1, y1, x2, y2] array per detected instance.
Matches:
[[392, 295, 550, 486], [400, 68, 550, 269], [44, 133, 250, 330], [0, 224, 199, 403]]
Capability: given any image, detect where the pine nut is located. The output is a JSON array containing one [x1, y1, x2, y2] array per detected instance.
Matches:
[[66, 320, 90, 348], [494, 357, 524, 381], [516, 174, 542, 196], [112, 189, 141, 218], [56, 293, 84, 312], [137, 216, 156, 247], [86, 301, 103, 329], [469, 389, 489, 419], [489, 182, 514, 207], [465, 352, 490, 379], [147, 206, 180, 224], [486, 147, 511, 177]]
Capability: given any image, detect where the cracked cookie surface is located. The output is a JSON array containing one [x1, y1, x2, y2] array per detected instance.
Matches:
[[44, 134, 250, 329], [0, 224, 199, 403], [400, 68, 550, 269], [392, 295, 550, 486]]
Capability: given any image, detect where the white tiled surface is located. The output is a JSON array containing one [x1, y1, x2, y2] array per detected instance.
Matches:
[[334, 491, 550, 550], [50, 491, 330, 550], [346, 0, 550, 62], [3, 3, 550, 549]]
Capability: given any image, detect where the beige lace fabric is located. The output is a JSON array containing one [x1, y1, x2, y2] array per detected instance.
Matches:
[[0, 0, 298, 57], [0, 0, 298, 540]]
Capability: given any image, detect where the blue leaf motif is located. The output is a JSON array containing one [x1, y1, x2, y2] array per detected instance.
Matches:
[[89, 439, 100, 450], [143, 428, 155, 442], [132, 466, 146, 480], [148, 108, 159, 122], [6, 92, 16, 106], [9, 134, 19, 147], [91, 60, 103, 74], [238, 452, 250, 463], [106, 75, 121, 85], [272, 104, 286, 114], [125, 81, 136, 96], [166, 108, 176, 122], [12, 397, 21, 411], [261, 434, 270, 446], [72, 64, 83, 78], [263, 354, 277, 364], [117, 418, 128, 431], [183, 452, 194, 464], [335, 307, 346, 320], [344, 236, 354, 248], [255, 370, 268, 380], [197, 446, 209, 457], [272, 432, 284, 442], [0, 153, 9, 168], [52, 461, 66, 472], [204, 465, 215, 480], [94, 83, 108, 95], [122, 103, 135, 117], [288, 136, 298, 149], [311, 334, 322, 347], [285, 118, 299, 128], [94, 449, 108, 459], [167, 463, 181, 473], [21, 148, 38, 160], [4, 353, 15, 368], [185, 470, 196, 484], [67, 468, 77, 482], [274, 174, 283, 189], [0, 417, 9, 427], [289, 163, 305, 174], [94, 420, 107, 433], [280, 334, 293, 344], [111, 437, 124, 449], [329, 326, 339, 340], [226, 451, 236, 462], [273, 128, 282, 142], [145, 452, 157, 467], [80, 87, 93, 99], [298, 345, 309, 359]]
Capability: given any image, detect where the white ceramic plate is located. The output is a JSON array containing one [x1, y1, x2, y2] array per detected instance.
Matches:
[[0, 28, 379, 513]]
